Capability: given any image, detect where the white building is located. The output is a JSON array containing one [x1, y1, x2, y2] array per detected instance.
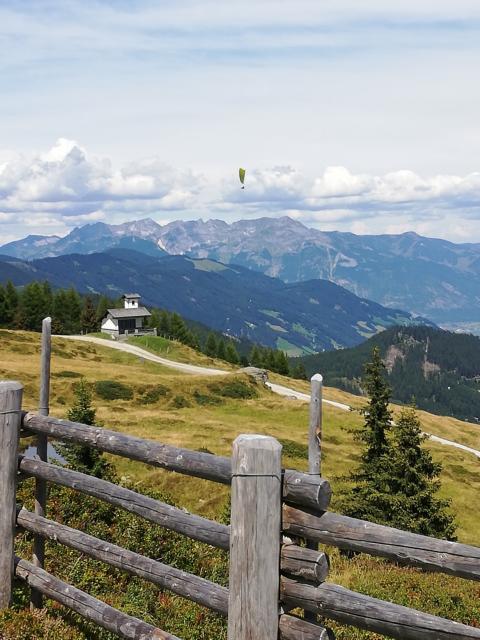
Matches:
[[101, 293, 152, 337]]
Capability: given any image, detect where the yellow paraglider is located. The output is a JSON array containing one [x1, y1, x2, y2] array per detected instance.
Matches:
[[239, 167, 246, 189]]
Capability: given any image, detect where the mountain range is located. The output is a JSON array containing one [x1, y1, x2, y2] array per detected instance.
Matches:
[[0, 249, 427, 354], [298, 326, 480, 422], [2, 216, 479, 326]]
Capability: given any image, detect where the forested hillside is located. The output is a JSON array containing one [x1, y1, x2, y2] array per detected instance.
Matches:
[[297, 326, 480, 422]]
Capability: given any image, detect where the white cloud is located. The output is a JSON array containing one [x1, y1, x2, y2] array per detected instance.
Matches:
[[0, 139, 204, 229], [2, 139, 480, 243]]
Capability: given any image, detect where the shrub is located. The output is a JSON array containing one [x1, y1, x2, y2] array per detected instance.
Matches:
[[171, 395, 191, 409], [193, 390, 223, 406], [209, 378, 258, 399], [278, 438, 308, 459], [55, 370, 82, 378], [139, 385, 169, 404], [94, 380, 133, 401]]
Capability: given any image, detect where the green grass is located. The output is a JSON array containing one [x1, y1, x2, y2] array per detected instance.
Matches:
[[1, 329, 479, 638]]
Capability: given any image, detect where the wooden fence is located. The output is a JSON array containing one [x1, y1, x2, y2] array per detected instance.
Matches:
[[0, 321, 480, 639]]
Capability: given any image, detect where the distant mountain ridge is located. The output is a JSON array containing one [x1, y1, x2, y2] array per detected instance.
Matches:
[[2, 216, 479, 324], [0, 250, 430, 354], [298, 326, 480, 422]]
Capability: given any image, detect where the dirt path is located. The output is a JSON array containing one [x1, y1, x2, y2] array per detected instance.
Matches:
[[60, 335, 480, 459]]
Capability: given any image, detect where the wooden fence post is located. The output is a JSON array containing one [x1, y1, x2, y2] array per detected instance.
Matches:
[[31, 317, 51, 609], [228, 434, 282, 640], [0, 381, 23, 609], [306, 373, 323, 623]]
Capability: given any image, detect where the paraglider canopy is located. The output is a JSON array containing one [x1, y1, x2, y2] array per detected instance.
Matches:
[[239, 167, 246, 189]]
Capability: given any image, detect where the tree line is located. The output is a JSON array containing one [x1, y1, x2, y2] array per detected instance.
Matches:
[[0, 280, 302, 377]]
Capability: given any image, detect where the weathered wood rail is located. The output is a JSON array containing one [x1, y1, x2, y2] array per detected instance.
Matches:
[[1, 323, 480, 640]]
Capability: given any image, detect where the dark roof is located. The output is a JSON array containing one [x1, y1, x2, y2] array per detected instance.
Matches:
[[107, 307, 151, 319], [122, 293, 141, 299]]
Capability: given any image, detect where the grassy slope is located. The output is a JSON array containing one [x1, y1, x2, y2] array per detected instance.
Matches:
[[1, 329, 479, 638]]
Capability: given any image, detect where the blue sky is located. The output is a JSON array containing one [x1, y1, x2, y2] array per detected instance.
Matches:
[[1, 1, 480, 243]]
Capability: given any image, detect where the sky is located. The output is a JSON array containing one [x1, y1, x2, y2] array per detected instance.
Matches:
[[1, 0, 480, 244]]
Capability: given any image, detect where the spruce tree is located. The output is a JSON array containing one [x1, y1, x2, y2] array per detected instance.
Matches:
[[4, 281, 18, 325], [274, 350, 290, 375], [170, 313, 189, 343], [387, 405, 456, 539], [159, 310, 171, 337], [95, 295, 110, 325], [340, 347, 395, 524], [205, 332, 217, 358], [249, 345, 261, 367], [81, 296, 98, 334], [216, 339, 226, 361], [225, 342, 240, 365], [58, 379, 114, 480]]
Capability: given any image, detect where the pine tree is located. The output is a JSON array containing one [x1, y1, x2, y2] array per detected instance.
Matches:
[[359, 347, 392, 464], [58, 379, 114, 480], [159, 310, 171, 337], [225, 342, 240, 365], [4, 281, 18, 325], [96, 295, 110, 325], [81, 296, 98, 334], [387, 405, 456, 539], [16, 282, 50, 331], [249, 345, 261, 367], [292, 361, 307, 380], [170, 312, 189, 343], [205, 332, 217, 358], [340, 347, 395, 524], [274, 350, 290, 375], [216, 339, 226, 361]]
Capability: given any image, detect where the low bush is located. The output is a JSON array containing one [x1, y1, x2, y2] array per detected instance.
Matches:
[[55, 370, 82, 378], [209, 378, 258, 400], [139, 384, 169, 404], [94, 380, 133, 401]]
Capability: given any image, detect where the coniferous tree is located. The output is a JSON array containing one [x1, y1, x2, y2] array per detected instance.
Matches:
[[249, 345, 261, 367], [340, 347, 394, 524], [291, 361, 307, 380], [4, 281, 18, 325], [159, 310, 171, 337], [58, 379, 114, 480], [274, 350, 290, 375], [387, 405, 456, 539], [170, 312, 189, 343], [81, 296, 98, 334], [95, 295, 110, 326], [15, 282, 50, 331], [225, 342, 240, 365], [65, 288, 82, 334], [216, 339, 226, 361], [205, 332, 217, 358]]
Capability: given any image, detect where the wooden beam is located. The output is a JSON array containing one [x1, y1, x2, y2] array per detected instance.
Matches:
[[32, 316, 51, 609], [308, 374, 323, 476], [281, 543, 329, 583], [0, 381, 23, 609], [228, 435, 282, 640], [283, 506, 480, 581], [17, 508, 228, 615], [22, 413, 331, 510], [281, 579, 480, 640], [19, 457, 230, 550], [14, 557, 180, 639], [279, 614, 335, 640]]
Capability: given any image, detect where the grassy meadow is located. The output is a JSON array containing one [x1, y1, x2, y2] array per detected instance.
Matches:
[[1, 328, 479, 639]]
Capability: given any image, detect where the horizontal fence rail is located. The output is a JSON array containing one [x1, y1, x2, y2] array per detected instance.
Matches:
[[22, 412, 332, 510], [17, 508, 228, 615], [281, 578, 480, 640], [17, 509, 335, 638], [15, 557, 180, 640], [19, 457, 230, 550], [283, 506, 480, 581]]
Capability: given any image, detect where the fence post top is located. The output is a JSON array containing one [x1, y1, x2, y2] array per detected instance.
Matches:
[[0, 381, 23, 392], [311, 373, 323, 383], [233, 434, 282, 451]]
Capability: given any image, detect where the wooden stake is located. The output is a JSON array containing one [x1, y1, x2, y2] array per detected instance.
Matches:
[[31, 317, 51, 609], [228, 434, 282, 640], [0, 381, 23, 609]]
